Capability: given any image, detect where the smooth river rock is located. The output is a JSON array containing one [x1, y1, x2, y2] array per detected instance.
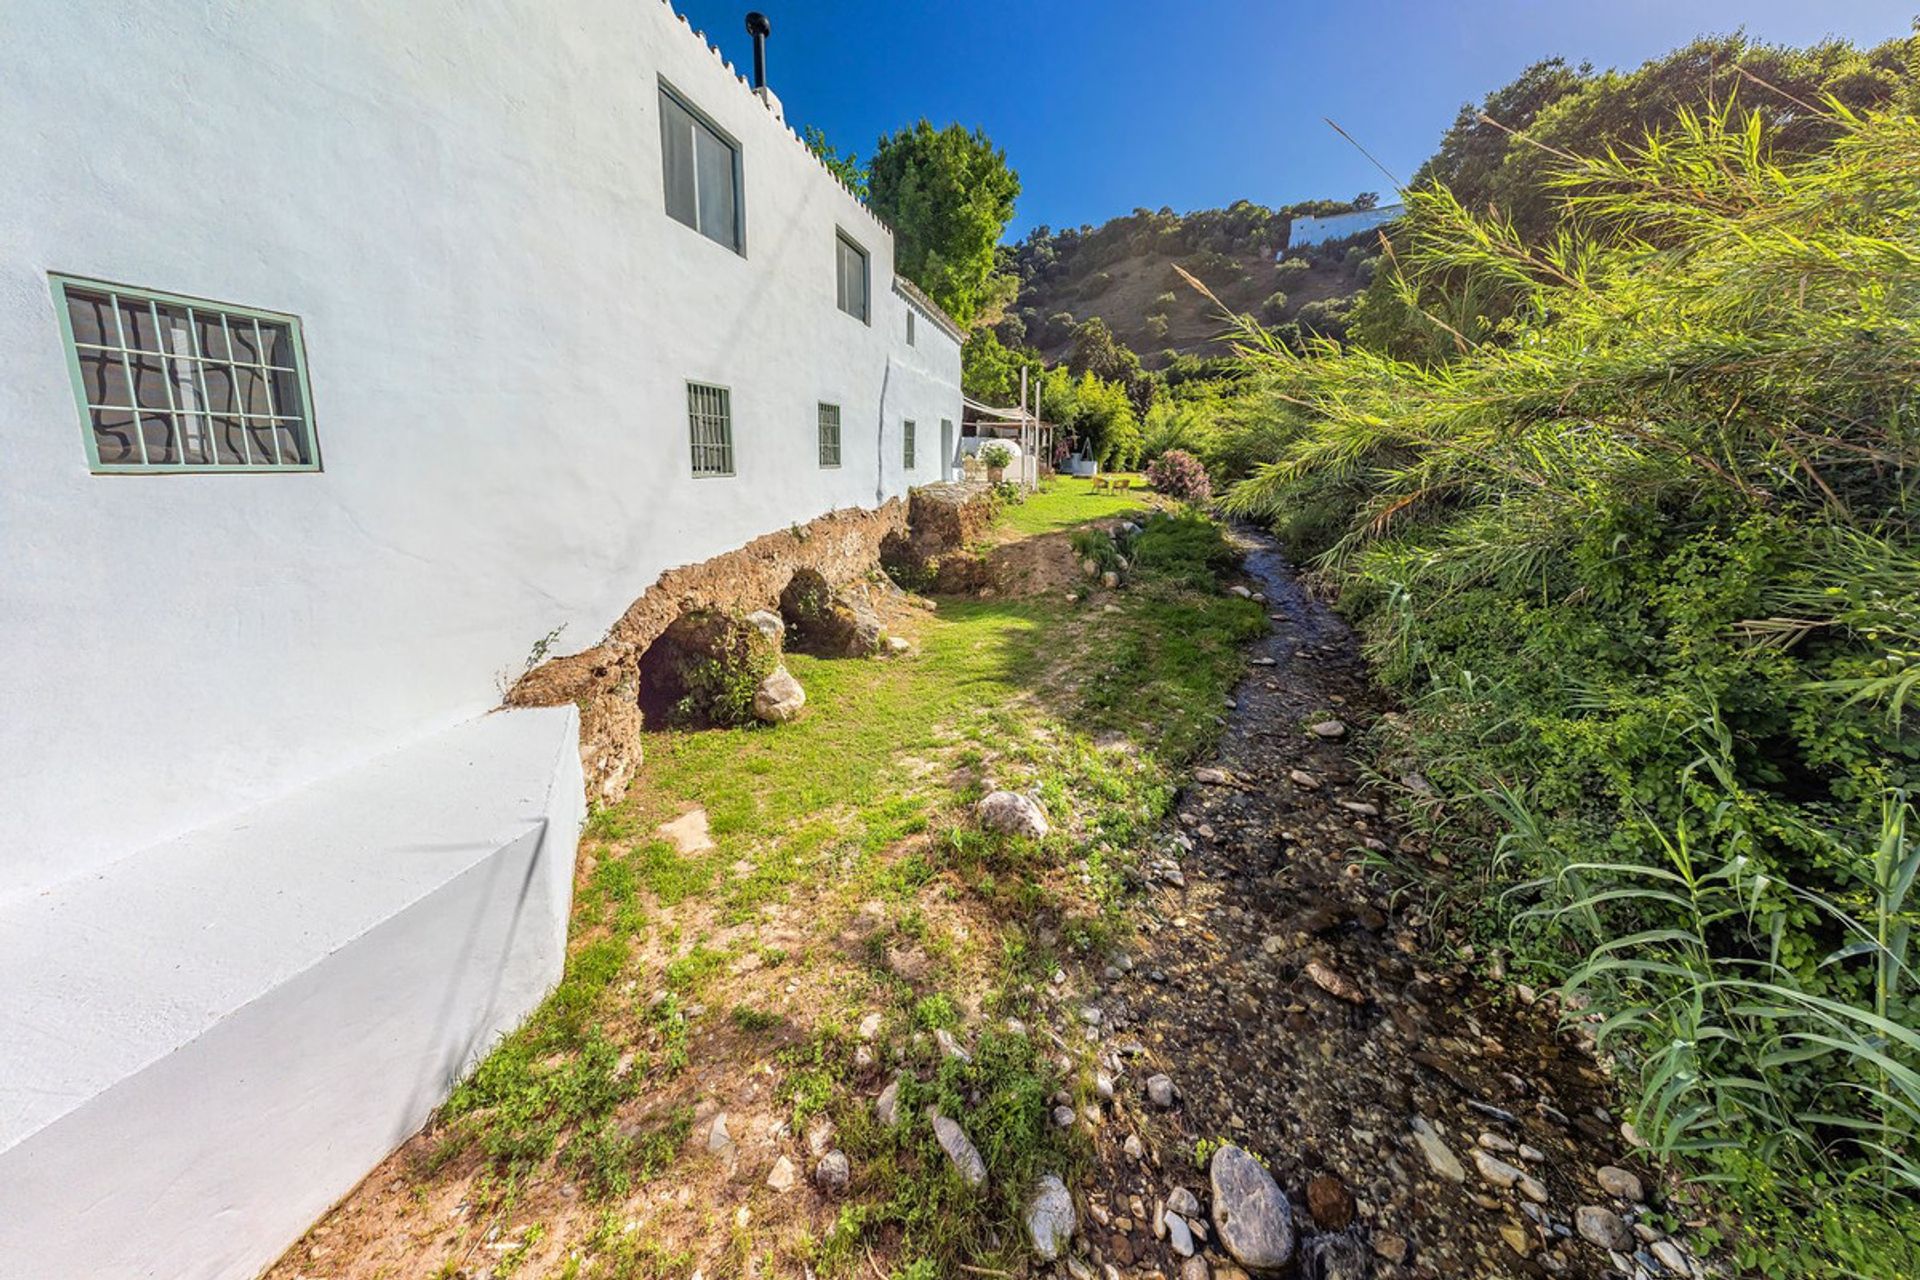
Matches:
[[1025, 1173, 1076, 1260], [1209, 1144, 1295, 1271]]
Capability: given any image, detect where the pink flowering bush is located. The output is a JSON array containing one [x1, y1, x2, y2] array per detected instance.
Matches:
[[1145, 449, 1212, 504]]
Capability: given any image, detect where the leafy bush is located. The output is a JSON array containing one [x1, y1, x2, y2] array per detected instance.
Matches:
[[1274, 255, 1310, 280], [1222, 103, 1920, 1274], [1145, 449, 1212, 504], [1260, 290, 1289, 321], [979, 441, 1014, 470]]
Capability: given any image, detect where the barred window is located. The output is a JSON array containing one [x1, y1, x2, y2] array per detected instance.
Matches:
[[687, 382, 734, 477], [53, 276, 317, 473], [907, 310, 916, 346], [818, 402, 841, 468], [903, 419, 916, 470]]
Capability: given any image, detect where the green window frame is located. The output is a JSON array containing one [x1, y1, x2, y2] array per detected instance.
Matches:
[[903, 419, 916, 470], [818, 402, 841, 468], [660, 83, 744, 254], [835, 232, 869, 323], [688, 381, 734, 477], [51, 275, 319, 474]]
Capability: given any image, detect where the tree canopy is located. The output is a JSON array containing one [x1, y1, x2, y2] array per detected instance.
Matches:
[[868, 120, 1020, 328]]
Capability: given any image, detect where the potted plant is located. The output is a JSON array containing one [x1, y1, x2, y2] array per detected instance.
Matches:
[[979, 441, 1014, 484]]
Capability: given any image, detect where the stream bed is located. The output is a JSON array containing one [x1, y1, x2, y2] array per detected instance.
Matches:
[[1069, 527, 1703, 1280]]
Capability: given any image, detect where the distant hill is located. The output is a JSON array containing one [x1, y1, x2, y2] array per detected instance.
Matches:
[[999, 198, 1387, 369]]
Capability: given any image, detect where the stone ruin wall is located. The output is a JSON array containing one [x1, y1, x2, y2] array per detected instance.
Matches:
[[508, 489, 993, 805]]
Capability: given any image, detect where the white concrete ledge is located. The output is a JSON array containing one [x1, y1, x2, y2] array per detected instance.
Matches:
[[0, 706, 583, 1280]]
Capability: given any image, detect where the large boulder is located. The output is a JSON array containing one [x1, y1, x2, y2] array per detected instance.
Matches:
[[637, 609, 779, 728], [780, 567, 884, 657], [753, 665, 806, 723], [1210, 1144, 1295, 1272]]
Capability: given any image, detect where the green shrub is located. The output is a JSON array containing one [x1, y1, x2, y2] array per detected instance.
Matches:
[[979, 441, 1014, 470], [1223, 103, 1920, 1274]]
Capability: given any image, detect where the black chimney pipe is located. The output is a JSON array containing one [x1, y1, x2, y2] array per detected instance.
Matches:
[[746, 12, 771, 90]]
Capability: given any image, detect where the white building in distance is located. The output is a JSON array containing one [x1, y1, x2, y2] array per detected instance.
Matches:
[[0, 3, 962, 1276], [1283, 202, 1406, 251]]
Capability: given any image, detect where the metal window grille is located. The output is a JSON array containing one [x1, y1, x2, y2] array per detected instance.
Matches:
[[903, 419, 916, 470], [53, 276, 318, 473], [818, 402, 841, 468], [687, 382, 734, 477], [836, 233, 869, 322]]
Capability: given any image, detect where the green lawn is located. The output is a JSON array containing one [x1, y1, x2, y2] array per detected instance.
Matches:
[[998, 474, 1154, 537]]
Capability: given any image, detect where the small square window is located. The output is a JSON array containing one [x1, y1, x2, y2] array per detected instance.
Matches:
[[818, 402, 841, 468], [53, 276, 318, 473], [836, 233, 869, 322], [903, 419, 916, 470], [688, 382, 734, 477]]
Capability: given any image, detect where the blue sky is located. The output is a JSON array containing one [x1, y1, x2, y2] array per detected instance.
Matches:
[[673, 1, 1915, 240]]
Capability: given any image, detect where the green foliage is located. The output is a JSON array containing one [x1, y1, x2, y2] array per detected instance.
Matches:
[[1066, 317, 1148, 409], [869, 120, 1021, 327], [802, 124, 869, 198], [1221, 101, 1920, 1273], [962, 328, 1043, 404], [641, 610, 778, 729], [1068, 528, 1123, 575], [978, 441, 1014, 470], [1127, 512, 1240, 589], [1066, 370, 1142, 471]]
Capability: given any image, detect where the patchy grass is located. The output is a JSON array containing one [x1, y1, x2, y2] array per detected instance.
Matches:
[[999, 474, 1153, 537], [270, 505, 1259, 1280]]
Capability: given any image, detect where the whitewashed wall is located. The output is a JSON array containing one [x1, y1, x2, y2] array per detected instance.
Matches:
[[1285, 203, 1406, 250], [0, 0, 962, 903]]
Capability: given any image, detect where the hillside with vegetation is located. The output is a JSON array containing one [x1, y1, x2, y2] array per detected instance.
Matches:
[[998, 198, 1384, 369]]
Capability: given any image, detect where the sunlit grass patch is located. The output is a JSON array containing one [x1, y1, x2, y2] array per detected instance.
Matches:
[[999, 474, 1153, 536]]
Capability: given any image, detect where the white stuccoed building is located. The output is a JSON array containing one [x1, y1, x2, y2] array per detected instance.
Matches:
[[0, 3, 963, 1276]]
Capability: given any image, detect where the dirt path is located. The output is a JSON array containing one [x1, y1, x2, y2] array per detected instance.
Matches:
[[1070, 528, 1701, 1280]]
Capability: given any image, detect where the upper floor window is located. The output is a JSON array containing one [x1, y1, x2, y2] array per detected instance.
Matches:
[[903, 419, 916, 470], [818, 402, 841, 468], [836, 233, 869, 322], [907, 310, 916, 346], [660, 86, 742, 252], [53, 276, 317, 473], [687, 381, 734, 477]]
